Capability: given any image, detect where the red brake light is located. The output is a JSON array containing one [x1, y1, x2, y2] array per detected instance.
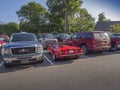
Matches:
[[114, 39, 119, 44], [91, 40, 95, 45]]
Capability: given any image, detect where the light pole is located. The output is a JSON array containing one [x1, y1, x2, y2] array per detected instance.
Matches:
[[68, 12, 71, 34], [65, 11, 71, 34]]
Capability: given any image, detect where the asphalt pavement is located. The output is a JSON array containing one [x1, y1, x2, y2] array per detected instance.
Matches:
[[0, 51, 120, 90]]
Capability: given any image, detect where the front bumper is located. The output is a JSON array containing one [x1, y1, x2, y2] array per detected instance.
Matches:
[[3, 53, 43, 65]]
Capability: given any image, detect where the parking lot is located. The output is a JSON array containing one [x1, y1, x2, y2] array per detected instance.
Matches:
[[0, 50, 119, 73], [1, 50, 120, 90]]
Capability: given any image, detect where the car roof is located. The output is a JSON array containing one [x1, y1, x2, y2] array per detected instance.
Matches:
[[12, 32, 35, 35]]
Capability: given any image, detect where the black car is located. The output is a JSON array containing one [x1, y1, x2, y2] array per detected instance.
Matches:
[[56, 33, 70, 42], [110, 33, 120, 50]]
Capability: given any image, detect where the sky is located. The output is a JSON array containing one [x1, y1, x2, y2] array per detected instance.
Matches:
[[0, 0, 120, 24]]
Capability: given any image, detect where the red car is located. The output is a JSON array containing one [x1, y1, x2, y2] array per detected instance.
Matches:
[[0, 35, 9, 46], [47, 42, 83, 61], [0, 35, 9, 54]]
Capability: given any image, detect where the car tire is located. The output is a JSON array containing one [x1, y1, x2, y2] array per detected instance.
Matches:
[[37, 59, 44, 63], [75, 55, 80, 59], [81, 45, 89, 55], [4, 63, 11, 68], [111, 45, 117, 51]]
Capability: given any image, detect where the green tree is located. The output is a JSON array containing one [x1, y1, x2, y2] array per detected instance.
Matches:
[[110, 24, 120, 33], [98, 12, 110, 22], [72, 8, 95, 32], [47, 0, 83, 33], [16, 1, 47, 33], [0, 22, 19, 36]]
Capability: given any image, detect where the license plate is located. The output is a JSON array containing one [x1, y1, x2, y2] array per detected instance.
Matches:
[[21, 60, 29, 64], [69, 50, 74, 53]]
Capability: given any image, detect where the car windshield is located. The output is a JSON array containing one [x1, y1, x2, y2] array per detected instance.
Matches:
[[57, 34, 70, 38], [10, 34, 37, 42], [39, 34, 54, 38]]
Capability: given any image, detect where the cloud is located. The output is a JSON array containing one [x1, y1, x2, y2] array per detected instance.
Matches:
[[82, 0, 120, 21]]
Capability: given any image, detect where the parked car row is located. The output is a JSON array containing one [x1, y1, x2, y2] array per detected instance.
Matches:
[[1, 31, 120, 68], [41, 31, 120, 55]]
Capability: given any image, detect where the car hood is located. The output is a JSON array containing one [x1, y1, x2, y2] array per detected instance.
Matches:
[[59, 46, 79, 51], [4, 41, 39, 48]]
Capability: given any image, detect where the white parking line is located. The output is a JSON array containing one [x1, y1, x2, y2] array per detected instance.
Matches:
[[43, 55, 54, 65], [0, 61, 4, 67]]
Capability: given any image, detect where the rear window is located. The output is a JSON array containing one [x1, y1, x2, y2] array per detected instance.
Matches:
[[94, 33, 109, 39]]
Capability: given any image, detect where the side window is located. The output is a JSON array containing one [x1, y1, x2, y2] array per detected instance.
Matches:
[[71, 34, 77, 39], [83, 33, 92, 39], [77, 33, 82, 39]]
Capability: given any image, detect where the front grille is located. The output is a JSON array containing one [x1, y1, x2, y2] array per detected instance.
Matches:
[[11, 47, 35, 55]]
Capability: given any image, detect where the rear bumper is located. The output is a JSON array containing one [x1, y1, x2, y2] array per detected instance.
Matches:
[[89, 45, 111, 51], [3, 53, 43, 65], [57, 53, 83, 59]]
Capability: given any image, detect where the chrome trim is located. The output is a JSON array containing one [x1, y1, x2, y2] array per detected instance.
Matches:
[[4, 54, 43, 62], [10, 46, 37, 56]]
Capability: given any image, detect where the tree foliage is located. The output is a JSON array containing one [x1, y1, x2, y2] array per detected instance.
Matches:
[[98, 12, 110, 22], [71, 8, 95, 32], [110, 24, 120, 33], [47, 0, 82, 33], [0, 22, 19, 36], [47, 0, 95, 33], [16, 1, 47, 33]]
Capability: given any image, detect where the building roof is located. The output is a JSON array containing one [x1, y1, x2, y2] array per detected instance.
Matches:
[[95, 21, 120, 31]]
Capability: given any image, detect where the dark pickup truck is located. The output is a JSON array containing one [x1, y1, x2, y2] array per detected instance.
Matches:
[[110, 34, 120, 50]]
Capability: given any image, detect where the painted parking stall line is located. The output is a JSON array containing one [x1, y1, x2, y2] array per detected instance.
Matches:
[[0, 61, 4, 68], [43, 55, 54, 65]]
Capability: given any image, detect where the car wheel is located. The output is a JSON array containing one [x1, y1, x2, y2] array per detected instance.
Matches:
[[81, 45, 89, 55], [4, 62, 11, 68], [52, 53, 57, 61], [37, 59, 44, 63], [75, 55, 80, 59], [111, 45, 117, 51]]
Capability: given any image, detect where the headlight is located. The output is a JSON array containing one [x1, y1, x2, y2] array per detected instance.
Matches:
[[36, 45, 43, 54], [4, 48, 10, 54]]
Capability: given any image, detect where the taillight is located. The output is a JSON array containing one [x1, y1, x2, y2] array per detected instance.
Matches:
[[59, 51, 62, 54], [114, 39, 119, 44], [91, 40, 95, 45], [80, 49, 83, 53]]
